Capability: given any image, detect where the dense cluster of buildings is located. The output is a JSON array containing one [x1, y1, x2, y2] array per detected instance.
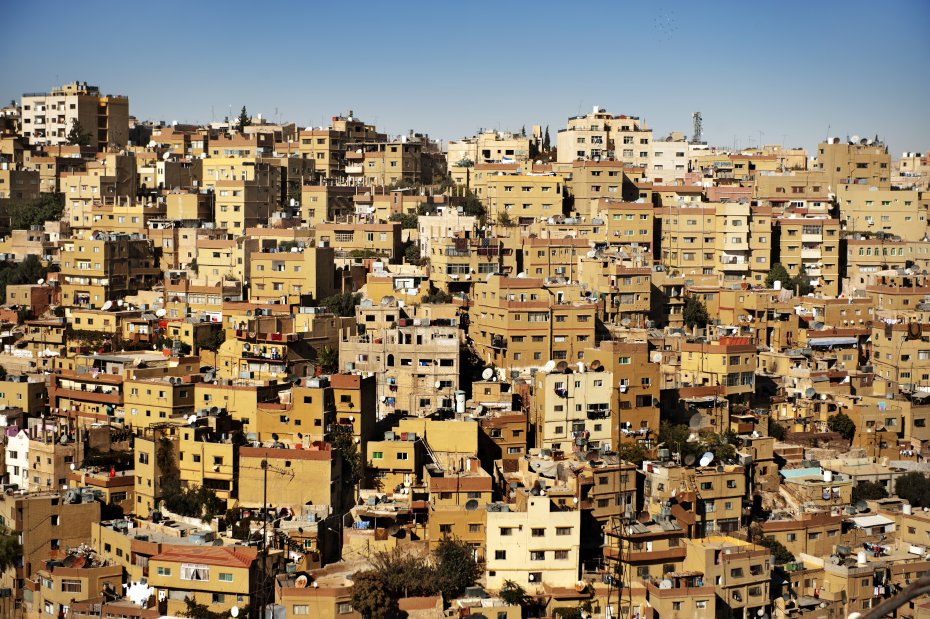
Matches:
[[0, 84, 929, 619]]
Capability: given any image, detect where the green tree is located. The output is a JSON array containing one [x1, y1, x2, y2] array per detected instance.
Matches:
[[320, 292, 362, 317], [163, 484, 225, 522], [404, 244, 421, 264], [462, 191, 486, 219], [66, 119, 92, 146], [767, 417, 787, 441], [659, 422, 702, 462], [422, 288, 453, 304], [765, 263, 791, 289], [389, 212, 418, 229], [195, 328, 226, 353], [0, 255, 49, 304], [497, 211, 515, 227], [331, 423, 361, 493], [181, 596, 240, 619], [0, 525, 22, 572], [499, 580, 528, 606], [683, 295, 709, 330], [350, 570, 400, 619], [895, 472, 930, 508], [236, 105, 251, 133], [317, 345, 339, 374], [543, 126, 551, 152], [852, 481, 889, 502], [756, 535, 796, 565], [432, 537, 481, 599], [827, 412, 856, 441], [6, 193, 64, 230], [616, 442, 648, 466], [789, 266, 813, 295]]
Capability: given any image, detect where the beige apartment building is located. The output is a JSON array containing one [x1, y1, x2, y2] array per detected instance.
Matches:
[[714, 201, 773, 285], [0, 165, 40, 201], [484, 495, 581, 591], [557, 106, 652, 169], [340, 301, 460, 417], [447, 130, 531, 166], [248, 245, 336, 305], [775, 216, 841, 297], [21, 81, 129, 150], [469, 276, 598, 375], [814, 138, 891, 189], [658, 205, 717, 277], [59, 233, 160, 309], [838, 184, 926, 240], [566, 160, 629, 215], [296, 128, 347, 177], [643, 462, 746, 536], [680, 336, 758, 403], [532, 365, 614, 452], [485, 172, 564, 225]]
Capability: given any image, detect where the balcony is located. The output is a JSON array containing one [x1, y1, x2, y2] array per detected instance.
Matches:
[[800, 247, 821, 259], [344, 165, 363, 175], [490, 336, 507, 349]]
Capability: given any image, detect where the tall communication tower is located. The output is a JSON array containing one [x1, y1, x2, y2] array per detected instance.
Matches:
[[691, 112, 703, 144]]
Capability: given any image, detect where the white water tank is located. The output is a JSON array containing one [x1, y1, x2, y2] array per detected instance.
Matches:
[[454, 390, 466, 414], [823, 470, 833, 483], [773, 280, 782, 290], [904, 504, 913, 515], [857, 551, 867, 566]]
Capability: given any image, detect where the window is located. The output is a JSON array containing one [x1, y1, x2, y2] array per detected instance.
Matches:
[[440, 524, 452, 533], [696, 601, 708, 609], [61, 579, 82, 592], [181, 563, 210, 581], [157, 566, 172, 576], [469, 524, 481, 533], [530, 551, 546, 561], [219, 572, 233, 582], [372, 451, 383, 459], [338, 603, 353, 614], [293, 606, 309, 616], [531, 528, 545, 537], [554, 550, 570, 560], [500, 527, 513, 536], [495, 549, 507, 560], [556, 527, 572, 535]]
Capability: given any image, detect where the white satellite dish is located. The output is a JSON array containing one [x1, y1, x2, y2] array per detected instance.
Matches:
[[187, 414, 198, 425], [37, 278, 44, 285], [155, 308, 167, 318], [543, 360, 556, 373], [659, 579, 673, 590], [117, 299, 124, 307], [482, 368, 494, 380], [699, 451, 714, 467], [230, 607, 240, 618], [126, 581, 155, 607], [101, 300, 113, 311]]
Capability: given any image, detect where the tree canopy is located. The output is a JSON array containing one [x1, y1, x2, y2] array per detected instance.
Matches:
[[827, 412, 856, 441], [350, 539, 480, 616], [765, 263, 790, 289], [236, 106, 251, 133], [0, 525, 22, 572], [683, 295, 709, 330], [895, 472, 930, 508], [389, 212, 418, 229], [852, 481, 889, 502], [0, 255, 50, 304], [756, 535, 796, 565], [66, 119, 92, 146], [320, 292, 362, 317], [3, 193, 64, 230]]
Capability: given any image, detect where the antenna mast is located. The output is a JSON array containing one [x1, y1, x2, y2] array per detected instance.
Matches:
[[691, 112, 703, 144]]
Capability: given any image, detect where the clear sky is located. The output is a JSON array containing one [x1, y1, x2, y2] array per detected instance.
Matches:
[[2, 0, 928, 156]]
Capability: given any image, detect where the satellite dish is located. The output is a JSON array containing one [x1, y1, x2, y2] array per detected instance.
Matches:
[[101, 300, 113, 311], [517, 272, 527, 278], [556, 361, 569, 372], [855, 499, 869, 513], [822, 488, 832, 500], [155, 308, 167, 318], [187, 414, 197, 425], [684, 454, 696, 466], [117, 299, 124, 307], [482, 368, 494, 380], [659, 579, 673, 590], [37, 278, 44, 285], [230, 607, 240, 618], [688, 414, 705, 430], [830, 554, 841, 565], [294, 574, 309, 589], [851, 135, 861, 144], [804, 387, 816, 399], [699, 452, 714, 467], [543, 360, 556, 373], [435, 381, 442, 389], [465, 499, 479, 511], [621, 318, 631, 327]]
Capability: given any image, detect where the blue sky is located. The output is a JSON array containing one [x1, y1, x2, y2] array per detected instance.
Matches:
[[2, 0, 928, 155]]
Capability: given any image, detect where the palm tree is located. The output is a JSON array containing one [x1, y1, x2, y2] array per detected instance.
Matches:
[[318, 346, 339, 374]]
